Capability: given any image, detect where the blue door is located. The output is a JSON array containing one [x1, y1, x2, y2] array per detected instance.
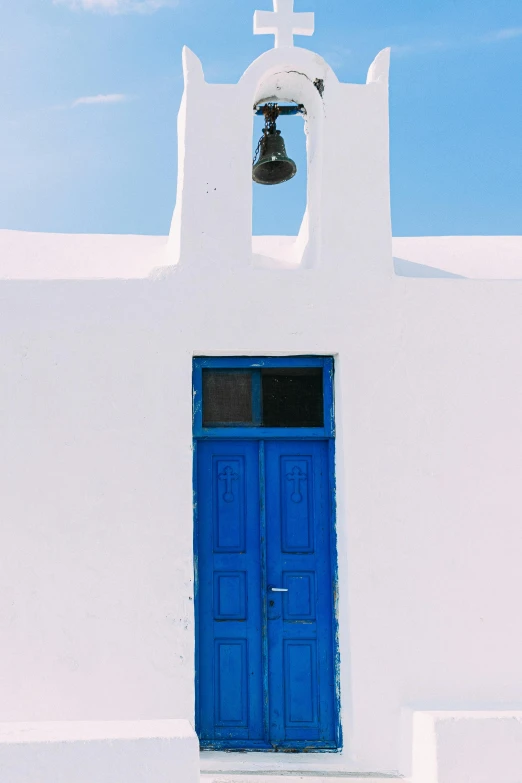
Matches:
[[194, 357, 339, 750], [197, 440, 265, 746], [265, 440, 336, 746]]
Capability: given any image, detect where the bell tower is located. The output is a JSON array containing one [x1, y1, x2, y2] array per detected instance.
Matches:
[[168, 0, 392, 278]]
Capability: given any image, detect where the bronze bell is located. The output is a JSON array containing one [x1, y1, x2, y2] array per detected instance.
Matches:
[[252, 127, 297, 186]]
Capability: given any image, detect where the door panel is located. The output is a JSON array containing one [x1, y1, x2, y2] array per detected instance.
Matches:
[[197, 440, 265, 745], [265, 440, 336, 747], [197, 439, 337, 749]]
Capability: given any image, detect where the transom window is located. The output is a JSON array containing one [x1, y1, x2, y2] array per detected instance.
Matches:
[[202, 367, 323, 428], [193, 357, 334, 438]]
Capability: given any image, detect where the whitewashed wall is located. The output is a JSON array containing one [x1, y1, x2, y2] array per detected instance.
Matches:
[[1, 44, 522, 778]]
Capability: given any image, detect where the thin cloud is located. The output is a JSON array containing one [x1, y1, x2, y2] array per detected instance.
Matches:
[[482, 27, 522, 42], [392, 40, 449, 57], [393, 26, 522, 57], [54, 0, 178, 14], [321, 45, 352, 70], [72, 93, 131, 107]]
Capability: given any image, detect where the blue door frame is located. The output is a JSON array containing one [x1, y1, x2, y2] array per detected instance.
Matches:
[[193, 357, 341, 751]]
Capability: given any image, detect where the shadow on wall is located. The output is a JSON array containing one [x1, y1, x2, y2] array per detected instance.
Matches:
[[393, 257, 465, 279]]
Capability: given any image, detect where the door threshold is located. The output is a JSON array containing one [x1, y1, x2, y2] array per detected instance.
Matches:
[[200, 772, 404, 783], [200, 751, 405, 778], [201, 776, 406, 782]]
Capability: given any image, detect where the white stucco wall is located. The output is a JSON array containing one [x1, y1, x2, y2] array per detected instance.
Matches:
[[412, 712, 522, 783], [1, 41, 522, 779], [0, 720, 199, 783]]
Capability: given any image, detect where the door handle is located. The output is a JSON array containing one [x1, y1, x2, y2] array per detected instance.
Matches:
[[269, 587, 288, 592]]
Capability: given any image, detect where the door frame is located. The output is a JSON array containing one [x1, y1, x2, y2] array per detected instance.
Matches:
[[192, 356, 342, 751]]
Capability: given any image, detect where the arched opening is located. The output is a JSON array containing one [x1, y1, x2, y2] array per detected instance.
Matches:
[[246, 61, 326, 269], [252, 102, 308, 242]]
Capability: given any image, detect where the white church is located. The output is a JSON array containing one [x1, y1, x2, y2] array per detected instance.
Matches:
[[1, 2, 522, 782]]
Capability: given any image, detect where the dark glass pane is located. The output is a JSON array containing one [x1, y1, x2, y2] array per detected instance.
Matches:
[[262, 368, 323, 428], [203, 370, 253, 426]]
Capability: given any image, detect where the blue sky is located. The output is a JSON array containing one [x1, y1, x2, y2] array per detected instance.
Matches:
[[1, 0, 521, 237]]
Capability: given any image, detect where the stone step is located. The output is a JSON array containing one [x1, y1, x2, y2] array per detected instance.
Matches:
[[199, 751, 407, 782], [201, 775, 406, 782]]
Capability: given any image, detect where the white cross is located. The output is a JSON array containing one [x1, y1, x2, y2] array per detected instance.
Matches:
[[254, 0, 315, 49]]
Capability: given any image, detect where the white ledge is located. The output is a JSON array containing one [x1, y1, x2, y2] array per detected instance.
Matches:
[[0, 720, 200, 783], [0, 719, 195, 743], [1, 230, 522, 280]]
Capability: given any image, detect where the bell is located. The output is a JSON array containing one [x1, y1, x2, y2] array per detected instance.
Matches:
[[252, 128, 297, 186]]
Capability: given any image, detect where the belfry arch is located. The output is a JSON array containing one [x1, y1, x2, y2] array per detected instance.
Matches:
[[249, 66, 326, 268]]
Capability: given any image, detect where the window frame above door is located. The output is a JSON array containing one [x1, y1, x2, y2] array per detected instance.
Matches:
[[193, 356, 334, 439]]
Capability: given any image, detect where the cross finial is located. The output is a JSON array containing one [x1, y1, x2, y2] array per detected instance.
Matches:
[[254, 0, 315, 49]]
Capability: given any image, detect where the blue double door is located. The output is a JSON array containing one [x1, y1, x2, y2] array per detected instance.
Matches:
[[197, 438, 337, 749]]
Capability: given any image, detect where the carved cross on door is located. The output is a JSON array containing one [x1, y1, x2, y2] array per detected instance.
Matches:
[[286, 465, 307, 503], [219, 465, 239, 503]]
